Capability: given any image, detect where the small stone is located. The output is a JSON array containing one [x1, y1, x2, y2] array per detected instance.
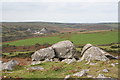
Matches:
[[73, 69, 89, 77], [50, 59, 53, 61], [115, 56, 119, 59], [111, 63, 118, 67], [89, 63, 97, 65], [87, 75, 93, 78], [62, 58, 76, 64], [103, 69, 109, 73], [31, 61, 42, 65], [115, 63, 118, 65], [53, 58, 60, 62], [6, 72, 13, 73], [111, 63, 116, 67], [3, 76, 7, 78], [42, 59, 51, 63], [27, 66, 44, 70], [64, 75, 71, 80], [97, 74, 106, 78], [77, 59, 82, 62]]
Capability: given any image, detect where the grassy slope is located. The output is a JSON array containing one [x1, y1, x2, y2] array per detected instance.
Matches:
[[3, 31, 118, 46], [2, 60, 118, 78], [70, 31, 118, 45]]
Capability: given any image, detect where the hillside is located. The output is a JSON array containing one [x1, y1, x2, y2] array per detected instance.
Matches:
[[2, 22, 118, 42], [3, 31, 118, 46]]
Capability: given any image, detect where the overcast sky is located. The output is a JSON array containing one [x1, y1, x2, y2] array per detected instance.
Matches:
[[0, 0, 119, 23]]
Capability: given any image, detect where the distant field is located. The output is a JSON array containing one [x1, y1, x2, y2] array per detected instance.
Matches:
[[3, 31, 118, 46]]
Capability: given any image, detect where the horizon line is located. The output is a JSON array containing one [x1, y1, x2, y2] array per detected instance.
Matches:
[[0, 21, 118, 24]]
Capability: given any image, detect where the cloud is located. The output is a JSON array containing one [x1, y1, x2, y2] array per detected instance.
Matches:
[[1, 0, 119, 2], [1, 2, 118, 23]]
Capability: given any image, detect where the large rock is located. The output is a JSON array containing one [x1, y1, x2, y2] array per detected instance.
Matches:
[[81, 44, 93, 56], [2, 60, 19, 70], [31, 47, 55, 61], [51, 40, 78, 58], [81, 44, 116, 61]]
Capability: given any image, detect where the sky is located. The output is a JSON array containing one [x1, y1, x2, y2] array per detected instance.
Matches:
[[0, 0, 119, 23]]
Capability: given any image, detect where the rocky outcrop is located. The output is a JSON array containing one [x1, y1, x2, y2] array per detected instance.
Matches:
[[2, 60, 19, 70], [31, 47, 55, 61], [31, 41, 116, 62], [81, 44, 117, 61], [40, 28, 50, 34], [51, 40, 78, 59], [31, 40, 79, 61]]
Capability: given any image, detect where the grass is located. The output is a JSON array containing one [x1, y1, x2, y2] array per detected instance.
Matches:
[[2, 51, 34, 58], [3, 31, 118, 46], [70, 31, 118, 45], [2, 60, 118, 79]]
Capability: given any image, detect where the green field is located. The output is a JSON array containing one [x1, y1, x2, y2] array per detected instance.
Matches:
[[3, 31, 118, 46]]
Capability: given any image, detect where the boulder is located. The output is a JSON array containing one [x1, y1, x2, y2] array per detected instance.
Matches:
[[81, 44, 93, 56], [51, 40, 78, 58], [81, 44, 116, 61], [2, 60, 19, 70], [31, 47, 55, 61]]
